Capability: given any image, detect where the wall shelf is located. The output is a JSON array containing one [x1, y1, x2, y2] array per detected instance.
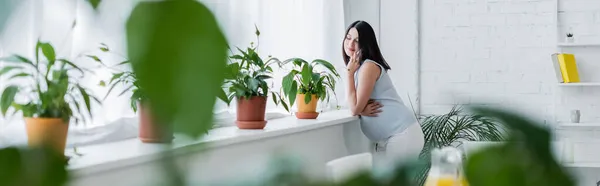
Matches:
[[557, 43, 600, 47], [563, 162, 600, 168], [557, 122, 600, 128], [558, 82, 600, 86]]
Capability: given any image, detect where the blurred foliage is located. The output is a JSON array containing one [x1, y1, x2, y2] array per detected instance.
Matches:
[[0, 147, 68, 186], [126, 0, 227, 138]]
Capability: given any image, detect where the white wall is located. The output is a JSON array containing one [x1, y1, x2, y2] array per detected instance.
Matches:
[[419, 0, 600, 125], [380, 0, 420, 114]]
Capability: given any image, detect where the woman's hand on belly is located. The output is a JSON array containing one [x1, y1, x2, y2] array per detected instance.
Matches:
[[360, 99, 382, 117]]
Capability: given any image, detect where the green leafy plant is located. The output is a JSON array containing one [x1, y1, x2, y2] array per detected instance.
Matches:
[[0, 41, 99, 123], [218, 26, 284, 108], [91, 44, 144, 113], [412, 105, 506, 185], [276, 58, 340, 112]]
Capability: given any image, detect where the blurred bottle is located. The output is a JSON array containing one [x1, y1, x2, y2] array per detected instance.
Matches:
[[424, 147, 469, 186]]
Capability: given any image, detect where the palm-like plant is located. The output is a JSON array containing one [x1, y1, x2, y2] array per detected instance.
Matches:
[[0, 41, 99, 123], [277, 58, 340, 112], [414, 105, 506, 185]]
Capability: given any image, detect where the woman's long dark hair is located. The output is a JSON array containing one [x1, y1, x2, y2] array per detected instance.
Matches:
[[342, 20, 391, 71]]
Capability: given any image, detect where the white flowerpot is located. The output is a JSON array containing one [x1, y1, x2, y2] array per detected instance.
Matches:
[[566, 37, 575, 43]]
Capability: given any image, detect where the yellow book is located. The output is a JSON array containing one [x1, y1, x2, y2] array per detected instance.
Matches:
[[557, 53, 580, 83]]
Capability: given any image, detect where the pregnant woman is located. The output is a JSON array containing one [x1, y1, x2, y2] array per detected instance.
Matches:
[[343, 20, 425, 174]]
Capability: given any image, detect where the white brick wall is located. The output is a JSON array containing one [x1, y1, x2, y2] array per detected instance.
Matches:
[[421, 0, 600, 130]]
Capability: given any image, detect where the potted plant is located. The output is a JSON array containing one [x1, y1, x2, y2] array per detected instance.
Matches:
[[566, 32, 574, 43], [0, 41, 99, 155], [411, 104, 506, 185], [278, 58, 340, 119], [95, 44, 173, 143], [218, 26, 284, 129]]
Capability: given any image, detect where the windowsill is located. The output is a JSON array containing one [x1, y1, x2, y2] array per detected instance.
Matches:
[[67, 109, 358, 177]]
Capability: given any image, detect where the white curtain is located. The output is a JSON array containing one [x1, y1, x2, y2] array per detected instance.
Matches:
[[205, 0, 348, 116], [0, 0, 348, 131]]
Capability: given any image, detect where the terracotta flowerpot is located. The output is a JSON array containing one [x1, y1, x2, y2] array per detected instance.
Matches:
[[236, 96, 267, 129], [295, 94, 319, 119], [25, 118, 69, 154], [138, 102, 173, 143]]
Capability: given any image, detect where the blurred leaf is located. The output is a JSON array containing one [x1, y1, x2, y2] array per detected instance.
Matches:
[[8, 73, 32, 80], [0, 54, 35, 67], [217, 88, 229, 105], [58, 59, 84, 74], [465, 106, 576, 186], [0, 66, 24, 77], [77, 85, 92, 118], [109, 72, 125, 84], [99, 43, 109, 52], [126, 0, 227, 137], [1, 86, 19, 116], [99, 80, 106, 87], [114, 60, 130, 66], [0, 147, 68, 186], [254, 24, 260, 36], [87, 0, 101, 10], [86, 55, 102, 63]]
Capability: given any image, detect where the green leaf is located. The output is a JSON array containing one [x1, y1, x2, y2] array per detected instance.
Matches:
[[246, 77, 259, 92], [0, 66, 23, 77], [256, 75, 272, 80], [8, 73, 31, 80], [280, 99, 289, 112], [77, 85, 92, 117], [114, 60, 130, 66], [86, 55, 102, 63], [304, 92, 312, 104], [118, 85, 135, 96], [99, 80, 106, 87], [254, 24, 260, 36], [217, 88, 229, 105], [58, 59, 84, 74], [109, 72, 125, 84], [40, 42, 56, 63], [100, 43, 109, 52], [271, 92, 279, 106], [104, 78, 124, 100], [288, 81, 298, 107], [0, 54, 35, 67], [312, 59, 339, 77], [87, 0, 101, 10], [230, 55, 244, 60], [127, 0, 227, 137], [301, 64, 312, 86], [282, 72, 295, 95], [1, 86, 18, 115]]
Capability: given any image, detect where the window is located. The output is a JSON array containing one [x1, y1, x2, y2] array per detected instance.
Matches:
[[0, 0, 348, 147]]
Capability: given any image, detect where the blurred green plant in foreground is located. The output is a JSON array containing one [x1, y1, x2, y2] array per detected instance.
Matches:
[[0, 0, 578, 186]]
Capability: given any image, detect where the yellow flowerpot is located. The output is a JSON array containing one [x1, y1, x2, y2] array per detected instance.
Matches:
[[25, 118, 69, 155], [295, 94, 319, 119]]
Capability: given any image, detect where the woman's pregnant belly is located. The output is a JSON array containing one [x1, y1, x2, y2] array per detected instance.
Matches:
[[359, 99, 416, 141]]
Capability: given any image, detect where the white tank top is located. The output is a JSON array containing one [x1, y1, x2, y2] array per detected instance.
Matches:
[[353, 59, 417, 141]]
